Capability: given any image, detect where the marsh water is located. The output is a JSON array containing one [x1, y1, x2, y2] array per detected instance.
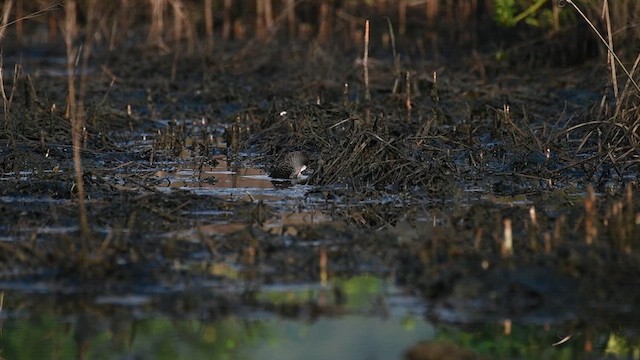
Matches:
[[1, 2, 640, 359]]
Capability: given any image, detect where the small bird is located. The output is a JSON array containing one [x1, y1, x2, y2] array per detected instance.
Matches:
[[269, 151, 309, 179]]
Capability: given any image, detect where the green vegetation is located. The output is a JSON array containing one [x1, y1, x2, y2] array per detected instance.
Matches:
[[494, 0, 555, 27]]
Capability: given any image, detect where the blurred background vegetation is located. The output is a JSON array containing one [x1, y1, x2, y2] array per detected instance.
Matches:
[[1, 0, 637, 62]]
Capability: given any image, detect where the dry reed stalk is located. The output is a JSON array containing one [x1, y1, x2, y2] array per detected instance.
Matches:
[[425, 0, 438, 24], [565, 0, 640, 95], [47, 6, 57, 43], [14, 0, 21, 42], [65, 0, 91, 256], [171, 1, 183, 81], [223, 0, 231, 40], [529, 206, 538, 250], [0, 0, 59, 39], [430, 71, 443, 124], [0, 2, 13, 123], [148, 0, 168, 51], [584, 333, 593, 353], [614, 53, 640, 118], [286, 0, 295, 38], [0, 0, 13, 39], [584, 184, 597, 245], [474, 228, 483, 250], [243, 244, 256, 266], [553, 214, 565, 246], [172, 0, 195, 54], [0, 61, 7, 122], [544, 232, 551, 254], [256, 0, 265, 39], [625, 182, 633, 209], [405, 70, 412, 122], [103, 0, 129, 50], [204, 0, 214, 49], [620, 184, 635, 252], [503, 319, 512, 336], [0, 61, 20, 176], [445, 0, 453, 22], [552, 0, 560, 32], [318, 0, 331, 43], [529, 206, 537, 227], [254, 0, 274, 40], [78, 0, 99, 128], [601, 0, 618, 100], [501, 217, 513, 257], [608, 200, 626, 250], [626, 184, 639, 250], [319, 246, 327, 286], [264, 0, 273, 32], [398, 0, 406, 36], [343, 82, 349, 108], [363, 19, 371, 103], [384, 17, 400, 95]]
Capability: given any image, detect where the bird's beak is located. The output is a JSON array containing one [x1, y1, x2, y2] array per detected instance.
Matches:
[[296, 165, 308, 177]]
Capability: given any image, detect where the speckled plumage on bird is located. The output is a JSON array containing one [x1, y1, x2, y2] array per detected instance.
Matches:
[[269, 151, 309, 179]]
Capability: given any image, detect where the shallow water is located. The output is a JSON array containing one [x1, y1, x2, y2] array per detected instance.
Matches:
[[0, 276, 433, 359], [1, 274, 623, 360], [0, 291, 628, 359], [1, 312, 434, 360]]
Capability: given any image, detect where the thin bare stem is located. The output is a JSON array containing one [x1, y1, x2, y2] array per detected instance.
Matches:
[[405, 70, 412, 122], [385, 17, 400, 94], [0, 0, 13, 40], [204, 0, 214, 49], [398, 0, 406, 35], [0, 1, 61, 36], [223, 0, 231, 40], [502, 217, 513, 257], [565, 0, 640, 94], [602, 0, 618, 99], [65, 0, 91, 256], [363, 19, 371, 103]]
